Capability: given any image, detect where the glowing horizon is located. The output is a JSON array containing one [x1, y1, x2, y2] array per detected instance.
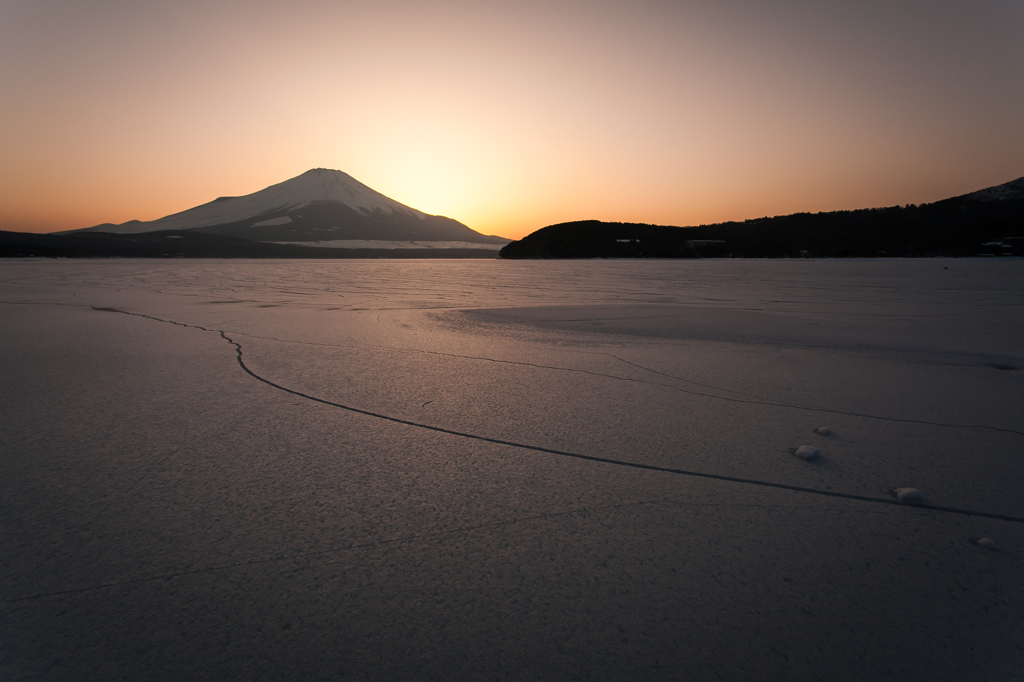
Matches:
[[2, 1, 1022, 241]]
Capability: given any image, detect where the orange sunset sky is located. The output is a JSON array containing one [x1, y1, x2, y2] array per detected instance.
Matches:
[[1, 0, 1022, 240]]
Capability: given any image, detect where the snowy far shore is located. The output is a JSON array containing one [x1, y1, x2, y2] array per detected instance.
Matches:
[[267, 239, 507, 250]]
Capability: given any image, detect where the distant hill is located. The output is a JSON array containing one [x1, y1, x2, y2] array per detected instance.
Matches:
[[66, 168, 508, 245], [500, 177, 1024, 258]]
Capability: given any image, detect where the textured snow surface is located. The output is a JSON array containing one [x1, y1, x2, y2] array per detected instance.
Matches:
[[2, 258, 1023, 681], [85, 168, 429, 233]]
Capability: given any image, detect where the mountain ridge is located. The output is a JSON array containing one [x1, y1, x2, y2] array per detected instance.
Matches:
[[68, 168, 507, 244], [500, 175, 1024, 259]]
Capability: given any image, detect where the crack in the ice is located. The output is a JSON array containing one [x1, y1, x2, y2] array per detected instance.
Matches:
[[601, 352, 768, 399], [222, 328, 1024, 437], [9, 303, 1024, 528], [219, 332, 1024, 523], [8, 300, 1023, 441], [225, 328, 756, 399]]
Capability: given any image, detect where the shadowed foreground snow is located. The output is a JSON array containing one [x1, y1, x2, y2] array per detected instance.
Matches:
[[1, 259, 1022, 681]]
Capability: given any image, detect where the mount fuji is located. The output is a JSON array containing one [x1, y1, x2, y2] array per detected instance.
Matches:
[[74, 169, 507, 244]]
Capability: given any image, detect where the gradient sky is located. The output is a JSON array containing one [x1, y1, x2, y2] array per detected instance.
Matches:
[[2, 0, 1022, 239]]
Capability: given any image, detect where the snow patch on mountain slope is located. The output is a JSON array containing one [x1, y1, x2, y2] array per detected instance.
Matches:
[[252, 216, 294, 227], [960, 176, 1024, 202]]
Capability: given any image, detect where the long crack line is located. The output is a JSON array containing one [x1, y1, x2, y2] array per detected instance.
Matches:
[[7, 300, 1021, 436], [52, 304, 1024, 526], [222, 328, 1024, 436]]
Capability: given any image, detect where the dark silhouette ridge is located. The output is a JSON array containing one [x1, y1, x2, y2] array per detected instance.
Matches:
[[501, 177, 1024, 258], [0, 230, 499, 259]]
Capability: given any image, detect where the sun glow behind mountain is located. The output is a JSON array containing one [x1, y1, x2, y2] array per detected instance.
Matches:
[[2, 0, 1023, 239]]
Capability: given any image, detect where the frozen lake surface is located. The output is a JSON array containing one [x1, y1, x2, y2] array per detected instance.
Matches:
[[2, 258, 1023, 680]]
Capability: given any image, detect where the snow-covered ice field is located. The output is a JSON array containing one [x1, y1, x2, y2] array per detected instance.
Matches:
[[1, 258, 1022, 681]]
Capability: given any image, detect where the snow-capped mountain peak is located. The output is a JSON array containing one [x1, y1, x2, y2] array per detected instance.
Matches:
[[73, 169, 507, 244], [131, 168, 426, 233], [245, 168, 426, 218]]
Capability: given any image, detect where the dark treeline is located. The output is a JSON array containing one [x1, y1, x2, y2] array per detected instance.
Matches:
[[500, 191, 1024, 258], [0, 230, 499, 259]]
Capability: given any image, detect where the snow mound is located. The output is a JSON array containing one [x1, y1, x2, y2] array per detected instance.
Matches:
[[893, 487, 923, 502], [793, 445, 820, 460]]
